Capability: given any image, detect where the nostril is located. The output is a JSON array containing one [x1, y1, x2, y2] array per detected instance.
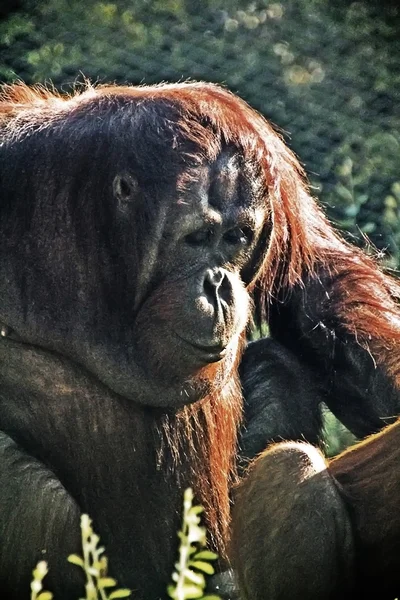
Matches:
[[205, 268, 223, 286]]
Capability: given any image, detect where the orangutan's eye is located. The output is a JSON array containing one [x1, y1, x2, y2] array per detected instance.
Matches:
[[223, 227, 253, 246], [185, 228, 214, 246]]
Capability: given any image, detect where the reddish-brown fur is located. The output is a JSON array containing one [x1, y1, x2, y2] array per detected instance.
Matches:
[[1, 81, 400, 598], [330, 419, 400, 597], [232, 420, 400, 599]]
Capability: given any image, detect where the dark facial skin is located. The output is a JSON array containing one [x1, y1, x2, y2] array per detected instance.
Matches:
[[0, 126, 266, 407], [132, 152, 265, 398]]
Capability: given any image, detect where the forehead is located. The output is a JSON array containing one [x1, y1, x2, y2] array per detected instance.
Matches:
[[111, 95, 263, 193], [175, 149, 264, 213]]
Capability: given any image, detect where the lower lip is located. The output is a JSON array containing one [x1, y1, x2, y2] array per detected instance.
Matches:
[[198, 347, 227, 362], [179, 336, 227, 362]]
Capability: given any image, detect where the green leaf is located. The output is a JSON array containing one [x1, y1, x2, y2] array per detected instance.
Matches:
[[385, 195, 397, 209], [37, 593, 53, 600], [391, 181, 400, 199], [98, 577, 117, 588], [180, 584, 204, 599], [67, 554, 84, 568], [167, 584, 176, 598], [343, 203, 359, 218], [188, 506, 203, 516], [360, 222, 376, 234], [183, 568, 205, 586], [193, 551, 218, 561], [335, 183, 354, 203], [32, 561, 48, 580], [188, 561, 215, 575], [108, 590, 132, 599], [356, 193, 369, 205]]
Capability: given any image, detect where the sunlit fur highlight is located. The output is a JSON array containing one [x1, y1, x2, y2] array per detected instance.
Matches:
[[330, 418, 400, 538]]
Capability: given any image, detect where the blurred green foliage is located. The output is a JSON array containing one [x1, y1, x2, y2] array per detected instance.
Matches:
[[1, 0, 400, 261], [322, 407, 357, 457]]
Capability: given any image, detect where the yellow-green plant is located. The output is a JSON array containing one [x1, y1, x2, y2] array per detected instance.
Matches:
[[168, 488, 220, 600], [30, 489, 220, 600], [30, 561, 53, 600], [68, 514, 131, 600], [31, 515, 130, 600]]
